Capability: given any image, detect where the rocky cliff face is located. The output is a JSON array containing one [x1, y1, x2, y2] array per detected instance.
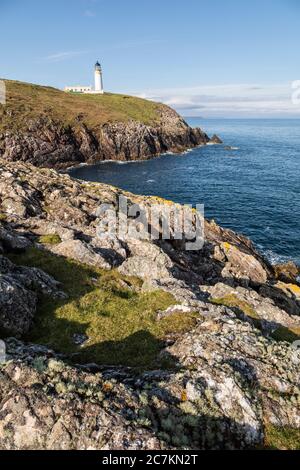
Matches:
[[0, 104, 210, 170], [0, 159, 299, 450]]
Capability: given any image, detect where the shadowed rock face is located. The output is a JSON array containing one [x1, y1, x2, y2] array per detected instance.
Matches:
[[0, 106, 211, 170], [0, 159, 299, 450]]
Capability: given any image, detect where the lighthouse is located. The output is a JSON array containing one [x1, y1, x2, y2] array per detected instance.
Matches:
[[64, 62, 105, 94], [94, 61, 104, 94]]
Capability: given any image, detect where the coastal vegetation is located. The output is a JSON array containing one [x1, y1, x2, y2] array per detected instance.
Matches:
[[8, 247, 199, 368], [0, 79, 163, 133]]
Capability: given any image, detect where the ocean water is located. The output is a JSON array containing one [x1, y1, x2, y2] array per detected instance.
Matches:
[[69, 119, 300, 265]]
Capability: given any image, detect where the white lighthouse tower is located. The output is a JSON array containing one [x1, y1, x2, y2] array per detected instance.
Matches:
[[94, 61, 104, 94]]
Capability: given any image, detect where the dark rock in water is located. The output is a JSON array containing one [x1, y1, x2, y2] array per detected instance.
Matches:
[[210, 134, 223, 144]]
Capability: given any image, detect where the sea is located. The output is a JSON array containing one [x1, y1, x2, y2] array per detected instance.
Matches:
[[69, 118, 300, 266]]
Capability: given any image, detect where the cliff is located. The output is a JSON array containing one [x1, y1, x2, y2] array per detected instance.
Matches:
[[0, 80, 212, 169], [0, 159, 299, 450]]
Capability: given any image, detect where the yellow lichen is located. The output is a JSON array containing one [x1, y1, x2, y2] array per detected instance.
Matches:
[[222, 242, 232, 253], [276, 282, 300, 297], [287, 284, 300, 295], [181, 391, 188, 402]]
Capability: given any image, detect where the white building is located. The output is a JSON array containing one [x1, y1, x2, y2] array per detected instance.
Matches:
[[64, 62, 104, 95], [65, 86, 92, 93]]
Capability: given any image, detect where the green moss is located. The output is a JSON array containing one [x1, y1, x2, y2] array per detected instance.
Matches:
[[38, 234, 62, 245], [8, 248, 198, 369], [211, 294, 260, 321], [264, 424, 300, 450], [0, 80, 164, 134]]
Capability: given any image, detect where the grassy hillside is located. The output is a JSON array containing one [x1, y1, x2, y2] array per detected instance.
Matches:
[[0, 79, 164, 133]]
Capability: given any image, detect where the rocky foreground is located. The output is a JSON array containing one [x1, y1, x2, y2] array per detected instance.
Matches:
[[0, 159, 299, 450]]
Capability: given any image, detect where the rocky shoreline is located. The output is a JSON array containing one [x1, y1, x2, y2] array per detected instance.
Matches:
[[0, 87, 215, 170], [0, 159, 299, 450]]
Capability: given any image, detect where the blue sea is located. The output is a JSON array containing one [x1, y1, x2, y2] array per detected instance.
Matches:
[[69, 119, 300, 266]]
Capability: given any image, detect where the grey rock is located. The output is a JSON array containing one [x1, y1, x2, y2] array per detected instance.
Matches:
[[51, 239, 112, 270], [0, 276, 36, 336]]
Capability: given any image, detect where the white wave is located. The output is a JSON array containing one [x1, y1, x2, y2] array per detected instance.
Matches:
[[262, 249, 292, 266], [181, 148, 194, 155]]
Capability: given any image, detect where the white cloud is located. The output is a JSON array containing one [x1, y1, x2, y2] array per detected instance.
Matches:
[[134, 83, 300, 118], [43, 51, 89, 63]]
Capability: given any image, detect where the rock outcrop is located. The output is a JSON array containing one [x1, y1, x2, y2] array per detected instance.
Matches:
[[0, 159, 299, 450], [0, 81, 216, 170], [0, 255, 65, 337], [0, 112, 211, 170]]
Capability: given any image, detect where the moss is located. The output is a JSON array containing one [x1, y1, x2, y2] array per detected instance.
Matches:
[[264, 424, 300, 450], [38, 234, 62, 245], [211, 294, 260, 321], [8, 247, 198, 369]]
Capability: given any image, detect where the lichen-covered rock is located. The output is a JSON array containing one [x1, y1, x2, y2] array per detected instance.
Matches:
[[1, 311, 299, 450], [218, 242, 268, 285], [274, 262, 299, 284], [202, 282, 300, 334], [50, 239, 111, 270], [0, 159, 299, 450]]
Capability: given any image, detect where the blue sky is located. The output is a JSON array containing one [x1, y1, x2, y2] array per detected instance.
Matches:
[[1, 0, 300, 117]]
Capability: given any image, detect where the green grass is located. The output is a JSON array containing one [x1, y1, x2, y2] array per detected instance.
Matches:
[[264, 424, 300, 450], [38, 234, 62, 245], [8, 248, 199, 368], [0, 80, 164, 134]]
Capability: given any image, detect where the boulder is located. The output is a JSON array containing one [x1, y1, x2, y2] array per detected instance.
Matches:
[[0, 255, 66, 336], [210, 134, 223, 144], [274, 262, 299, 284], [118, 255, 171, 281], [51, 239, 111, 270], [0, 276, 36, 336], [218, 242, 268, 285]]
